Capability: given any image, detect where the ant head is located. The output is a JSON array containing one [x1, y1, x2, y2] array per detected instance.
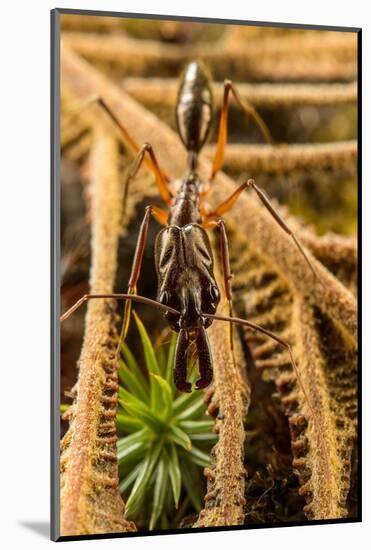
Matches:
[[160, 279, 220, 333], [175, 61, 213, 154], [155, 224, 220, 333]]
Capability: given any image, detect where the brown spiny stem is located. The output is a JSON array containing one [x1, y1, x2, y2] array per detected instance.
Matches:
[[60, 130, 136, 536]]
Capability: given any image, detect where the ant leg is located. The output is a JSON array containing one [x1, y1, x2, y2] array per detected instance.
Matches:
[[208, 80, 273, 183], [203, 311, 317, 422], [119, 205, 167, 351], [204, 180, 250, 219], [245, 178, 320, 283], [203, 217, 234, 350], [96, 98, 173, 205], [122, 142, 174, 214], [205, 178, 319, 283], [61, 204, 169, 350], [67, 95, 174, 205]]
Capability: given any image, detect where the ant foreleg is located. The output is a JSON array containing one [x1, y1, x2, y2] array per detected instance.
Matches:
[[208, 80, 273, 183], [118, 205, 167, 352], [204, 180, 250, 219], [203, 217, 235, 350]]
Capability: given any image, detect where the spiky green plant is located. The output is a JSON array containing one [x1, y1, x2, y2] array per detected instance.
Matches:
[[117, 312, 217, 530]]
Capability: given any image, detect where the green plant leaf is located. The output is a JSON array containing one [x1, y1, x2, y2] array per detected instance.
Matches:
[[167, 443, 181, 508], [119, 388, 163, 432], [119, 360, 149, 403], [168, 425, 192, 451], [173, 389, 200, 416], [116, 413, 144, 434], [117, 428, 151, 450], [165, 332, 177, 388], [121, 340, 138, 372], [175, 397, 207, 420], [150, 374, 173, 422], [117, 429, 152, 465], [125, 441, 163, 518], [120, 461, 143, 494], [133, 311, 160, 376], [149, 455, 168, 530], [189, 445, 212, 467], [178, 419, 215, 434], [156, 342, 167, 376], [180, 455, 203, 512]]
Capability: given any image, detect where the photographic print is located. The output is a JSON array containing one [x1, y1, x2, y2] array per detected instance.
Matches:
[[51, 9, 360, 541]]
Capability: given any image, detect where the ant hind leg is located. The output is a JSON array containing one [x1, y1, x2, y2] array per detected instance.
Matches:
[[207, 79, 273, 184]]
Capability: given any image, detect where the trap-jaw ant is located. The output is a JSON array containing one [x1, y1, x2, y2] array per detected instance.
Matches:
[[61, 61, 319, 395]]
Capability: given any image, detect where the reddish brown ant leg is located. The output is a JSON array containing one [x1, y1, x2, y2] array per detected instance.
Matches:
[[204, 217, 235, 350], [245, 178, 322, 285], [205, 178, 321, 284], [93, 97, 174, 208], [209, 80, 273, 182], [122, 142, 174, 216], [205, 180, 249, 220], [118, 205, 167, 352], [63, 94, 174, 209]]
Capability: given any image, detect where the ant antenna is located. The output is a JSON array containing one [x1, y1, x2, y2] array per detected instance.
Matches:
[[203, 311, 317, 421], [60, 293, 180, 323]]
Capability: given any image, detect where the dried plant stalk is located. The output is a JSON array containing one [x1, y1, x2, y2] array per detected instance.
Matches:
[[61, 14, 125, 32], [122, 78, 357, 109], [62, 31, 356, 81], [290, 296, 356, 518], [300, 231, 357, 293], [194, 258, 250, 528], [204, 142, 357, 174], [60, 130, 136, 535], [230, 237, 357, 519]]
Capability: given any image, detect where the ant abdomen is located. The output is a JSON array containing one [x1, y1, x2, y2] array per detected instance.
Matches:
[[175, 61, 213, 154]]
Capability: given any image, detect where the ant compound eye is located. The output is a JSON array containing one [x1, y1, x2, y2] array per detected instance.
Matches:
[[209, 285, 220, 304]]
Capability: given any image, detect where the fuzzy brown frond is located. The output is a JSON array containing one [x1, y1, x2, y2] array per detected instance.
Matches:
[[194, 253, 250, 528], [122, 78, 357, 110], [204, 142, 357, 175], [62, 28, 356, 81], [60, 131, 136, 536], [229, 236, 357, 519]]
